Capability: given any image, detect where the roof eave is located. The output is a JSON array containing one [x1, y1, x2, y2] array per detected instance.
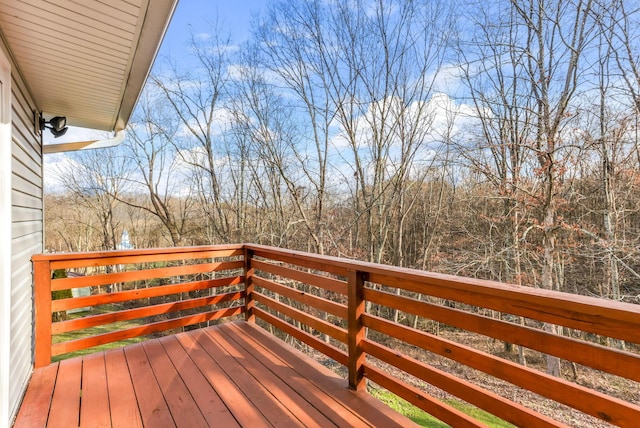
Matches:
[[114, 1, 177, 132]]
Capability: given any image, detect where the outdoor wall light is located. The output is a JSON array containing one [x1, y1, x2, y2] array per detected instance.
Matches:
[[40, 115, 68, 138]]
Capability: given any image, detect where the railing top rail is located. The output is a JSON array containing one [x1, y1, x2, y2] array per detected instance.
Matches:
[[244, 244, 640, 315], [32, 244, 245, 262]]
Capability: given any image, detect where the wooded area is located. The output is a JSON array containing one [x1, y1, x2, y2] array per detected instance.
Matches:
[[46, 0, 640, 308]]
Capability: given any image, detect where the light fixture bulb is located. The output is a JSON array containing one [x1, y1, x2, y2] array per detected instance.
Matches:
[[39, 114, 68, 138], [49, 116, 67, 132]]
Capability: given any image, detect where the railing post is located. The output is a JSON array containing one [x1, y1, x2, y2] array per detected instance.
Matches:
[[347, 269, 366, 391], [243, 247, 255, 323], [33, 259, 52, 368]]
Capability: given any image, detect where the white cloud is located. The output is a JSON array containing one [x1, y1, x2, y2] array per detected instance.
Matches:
[[43, 153, 80, 193]]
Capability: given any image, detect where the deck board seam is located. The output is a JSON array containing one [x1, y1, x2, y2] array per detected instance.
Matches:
[[216, 322, 348, 427], [173, 328, 273, 427], [233, 322, 417, 427], [193, 327, 298, 426], [225, 322, 378, 427], [203, 324, 328, 427]]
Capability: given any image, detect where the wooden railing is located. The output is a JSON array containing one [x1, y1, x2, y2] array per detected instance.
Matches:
[[33, 245, 246, 367], [33, 244, 640, 427]]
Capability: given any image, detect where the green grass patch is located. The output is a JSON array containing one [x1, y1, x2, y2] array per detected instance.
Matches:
[[52, 305, 149, 362], [370, 387, 514, 427]]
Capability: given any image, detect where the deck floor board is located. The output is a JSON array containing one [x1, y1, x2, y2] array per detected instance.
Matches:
[[47, 358, 81, 428], [80, 353, 111, 428], [13, 321, 419, 428], [207, 326, 333, 428], [104, 348, 143, 428]]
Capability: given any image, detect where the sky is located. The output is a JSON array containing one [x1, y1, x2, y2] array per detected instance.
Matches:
[[160, 0, 269, 56], [43, 0, 270, 188]]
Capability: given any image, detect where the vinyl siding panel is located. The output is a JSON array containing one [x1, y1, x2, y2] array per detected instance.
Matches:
[[12, 156, 41, 190], [11, 191, 41, 211], [8, 54, 42, 423], [11, 175, 41, 201], [12, 205, 41, 222]]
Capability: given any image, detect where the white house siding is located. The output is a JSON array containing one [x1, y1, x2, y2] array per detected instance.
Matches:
[[3, 41, 42, 425]]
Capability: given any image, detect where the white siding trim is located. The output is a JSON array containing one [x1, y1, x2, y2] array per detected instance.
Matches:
[[0, 43, 12, 428]]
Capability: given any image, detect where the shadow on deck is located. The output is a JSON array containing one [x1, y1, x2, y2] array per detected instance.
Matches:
[[14, 321, 414, 427]]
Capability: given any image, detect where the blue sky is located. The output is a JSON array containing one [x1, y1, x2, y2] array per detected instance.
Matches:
[[160, 0, 269, 56], [43, 0, 270, 188]]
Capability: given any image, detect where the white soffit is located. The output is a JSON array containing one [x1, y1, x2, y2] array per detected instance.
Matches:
[[0, 0, 177, 131]]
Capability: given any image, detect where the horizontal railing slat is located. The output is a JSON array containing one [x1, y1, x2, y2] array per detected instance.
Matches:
[[363, 314, 640, 426], [364, 364, 487, 428], [253, 307, 349, 366], [367, 272, 640, 343], [52, 306, 244, 356], [250, 247, 349, 277], [362, 339, 560, 428], [51, 260, 244, 291], [251, 259, 347, 295], [53, 291, 244, 334], [49, 248, 244, 270], [365, 288, 640, 383], [253, 292, 348, 344], [31, 244, 244, 265], [253, 276, 348, 319], [52, 248, 244, 270], [52, 276, 243, 312]]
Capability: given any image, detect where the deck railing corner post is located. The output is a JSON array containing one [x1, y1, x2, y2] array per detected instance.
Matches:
[[33, 258, 52, 367], [243, 247, 255, 323], [347, 268, 366, 391]]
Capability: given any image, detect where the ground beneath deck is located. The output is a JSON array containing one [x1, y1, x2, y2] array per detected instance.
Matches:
[[14, 321, 416, 427]]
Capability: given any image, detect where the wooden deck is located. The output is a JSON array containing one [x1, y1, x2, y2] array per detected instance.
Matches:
[[13, 321, 417, 428]]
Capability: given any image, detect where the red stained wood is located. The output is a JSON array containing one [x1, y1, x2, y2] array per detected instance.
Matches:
[[30, 244, 640, 427], [250, 247, 350, 277], [244, 247, 255, 323], [253, 291, 348, 343], [52, 275, 242, 312], [363, 313, 640, 427], [365, 365, 486, 428], [140, 339, 209, 428], [45, 246, 244, 270], [253, 307, 349, 366], [252, 275, 348, 318], [33, 259, 52, 368], [365, 287, 640, 383], [174, 328, 271, 427], [251, 258, 348, 295], [104, 348, 143, 428], [53, 291, 243, 334], [192, 328, 304, 427], [47, 358, 82, 428], [158, 335, 241, 427], [52, 306, 243, 356], [221, 322, 370, 427], [12, 363, 58, 427], [362, 339, 562, 428], [124, 343, 175, 428], [80, 353, 111, 428], [15, 322, 421, 428], [207, 325, 332, 428], [51, 260, 244, 291], [235, 321, 416, 428], [347, 269, 366, 391]]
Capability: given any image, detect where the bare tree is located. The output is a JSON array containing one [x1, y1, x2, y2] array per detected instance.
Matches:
[[53, 147, 133, 251], [149, 20, 232, 244], [458, 0, 598, 375], [258, 0, 452, 263], [124, 89, 194, 246]]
